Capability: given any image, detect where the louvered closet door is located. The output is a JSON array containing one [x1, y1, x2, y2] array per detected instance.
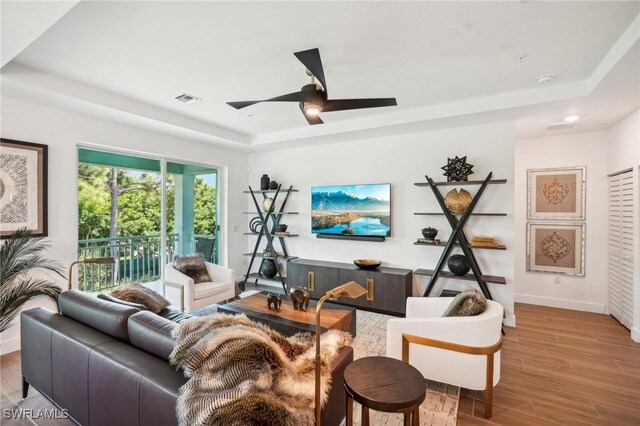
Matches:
[[608, 171, 635, 329]]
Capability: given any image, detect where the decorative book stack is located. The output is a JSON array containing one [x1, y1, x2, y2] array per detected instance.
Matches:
[[417, 238, 441, 244], [471, 236, 499, 248]]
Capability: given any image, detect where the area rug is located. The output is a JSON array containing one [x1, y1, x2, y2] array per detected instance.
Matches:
[[349, 310, 459, 426]]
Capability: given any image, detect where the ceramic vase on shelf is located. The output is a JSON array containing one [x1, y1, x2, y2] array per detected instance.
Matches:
[[262, 197, 274, 212], [260, 259, 278, 278], [422, 227, 438, 240], [269, 180, 279, 190], [260, 174, 270, 190], [447, 254, 471, 276]]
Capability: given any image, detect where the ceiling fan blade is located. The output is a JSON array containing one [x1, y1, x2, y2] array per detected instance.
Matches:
[[299, 103, 324, 125], [294, 48, 328, 94], [227, 91, 312, 109], [226, 101, 260, 109], [323, 98, 397, 112]]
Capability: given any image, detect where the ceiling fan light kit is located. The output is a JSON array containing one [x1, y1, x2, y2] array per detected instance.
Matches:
[[303, 102, 322, 116], [227, 48, 397, 125]]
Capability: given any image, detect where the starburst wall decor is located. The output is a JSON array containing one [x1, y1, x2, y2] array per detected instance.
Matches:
[[441, 156, 474, 182]]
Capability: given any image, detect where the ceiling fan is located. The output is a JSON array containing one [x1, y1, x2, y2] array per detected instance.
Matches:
[[226, 48, 397, 125]]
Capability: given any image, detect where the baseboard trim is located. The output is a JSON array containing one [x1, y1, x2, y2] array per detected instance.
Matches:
[[0, 336, 20, 355], [632, 327, 640, 343], [515, 293, 606, 314], [503, 313, 516, 328]]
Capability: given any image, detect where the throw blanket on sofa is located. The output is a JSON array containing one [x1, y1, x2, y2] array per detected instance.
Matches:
[[170, 313, 352, 426]]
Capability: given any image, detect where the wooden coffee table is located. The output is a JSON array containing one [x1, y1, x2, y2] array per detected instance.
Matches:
[[217, 291, 357, 337]]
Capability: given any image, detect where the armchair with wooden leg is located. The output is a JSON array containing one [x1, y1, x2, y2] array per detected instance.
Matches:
[[386, 297, 503, 418]]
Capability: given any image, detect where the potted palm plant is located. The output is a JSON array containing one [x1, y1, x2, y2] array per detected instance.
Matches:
[[0, 228, 65, 332]]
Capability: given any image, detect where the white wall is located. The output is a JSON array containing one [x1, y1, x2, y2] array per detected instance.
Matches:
[[514, 131, 608, 313], [248, 122, 516, 325], [606, 109, 640, 342], [0, 96, 248, 354], [607, 110, 640, 174]]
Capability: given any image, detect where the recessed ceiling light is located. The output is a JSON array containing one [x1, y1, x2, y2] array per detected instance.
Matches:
[[536, 74, 554, 84], [564, 114, 580, 122], [175, 93, 201, 104]]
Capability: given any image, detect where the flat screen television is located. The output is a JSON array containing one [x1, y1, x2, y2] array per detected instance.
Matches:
[[311, 183, 391, 237]]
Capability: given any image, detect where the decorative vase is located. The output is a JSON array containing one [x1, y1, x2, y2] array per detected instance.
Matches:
[[260, 174, 270, 190], [444, 189, 472, 214], [269, 180, 279, 190], [447, 254, 471, 276], [421, 227, 438, 240], [262, 197, 274, 212], [260, 259, 278, 278], [277, 224, 288, 233]]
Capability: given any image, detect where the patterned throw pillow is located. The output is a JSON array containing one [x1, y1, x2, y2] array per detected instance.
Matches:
[[443, 288, 487, 317], [173, 254, 212, 284], [111, 283, 170, 314]]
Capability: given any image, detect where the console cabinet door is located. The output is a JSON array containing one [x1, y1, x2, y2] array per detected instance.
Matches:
[[287, 263, 339, 299], [340, 270, 408, 315]]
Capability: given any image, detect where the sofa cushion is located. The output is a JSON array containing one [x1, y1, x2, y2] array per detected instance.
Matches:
[[158, 308, 193, 323], [128, 311, 177, 361], [111, 283, 171, 314], [173, 254, 212, 284], [58, 289, 140, 343], [194, 281, 231, 300]]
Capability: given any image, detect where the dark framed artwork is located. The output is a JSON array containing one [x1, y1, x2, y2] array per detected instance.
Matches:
[[0, 139, 48, 238], [526, 222, 585, 276], [527, 167, 586, 220]]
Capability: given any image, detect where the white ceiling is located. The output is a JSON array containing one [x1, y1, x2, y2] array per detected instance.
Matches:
[[2, 1, 639, 149]]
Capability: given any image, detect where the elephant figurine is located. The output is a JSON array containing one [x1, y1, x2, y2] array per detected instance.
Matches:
[[290, 287, 310, 312], [266, 293, 282, 311]]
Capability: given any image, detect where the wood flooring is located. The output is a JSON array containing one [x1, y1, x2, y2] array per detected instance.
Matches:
[[459, 303, 640, 425], [2, 303, 639, 425]]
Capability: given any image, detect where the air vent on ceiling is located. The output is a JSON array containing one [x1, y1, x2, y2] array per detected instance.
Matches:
[[547, 122, 575, 131], [175, 93, 201, 104]]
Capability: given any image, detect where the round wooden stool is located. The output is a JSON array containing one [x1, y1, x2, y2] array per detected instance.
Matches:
[[344, 356, 426, 426]]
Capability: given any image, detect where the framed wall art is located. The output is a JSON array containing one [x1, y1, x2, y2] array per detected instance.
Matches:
[[527, 166, 586, 220], [0, 139, 48, 238], [526, 222, 585, 276]]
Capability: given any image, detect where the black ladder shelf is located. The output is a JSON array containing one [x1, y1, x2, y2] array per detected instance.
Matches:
[[241, 184, 298, 294], [416, 172, 507, 300]]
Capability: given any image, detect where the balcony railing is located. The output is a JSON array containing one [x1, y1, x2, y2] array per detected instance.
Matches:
[[77, 234, 216, 292]]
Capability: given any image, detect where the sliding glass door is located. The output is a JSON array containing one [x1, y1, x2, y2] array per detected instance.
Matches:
[[76, 149, 219, 292], [166, 161, 219, 263]]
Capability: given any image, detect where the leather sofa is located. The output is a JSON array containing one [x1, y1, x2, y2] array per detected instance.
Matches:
[[20, 290, 353, 426]]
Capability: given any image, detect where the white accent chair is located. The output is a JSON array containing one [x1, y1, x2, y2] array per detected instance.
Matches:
[[164, 261, 235, 312], [386, 297, 503, 418]]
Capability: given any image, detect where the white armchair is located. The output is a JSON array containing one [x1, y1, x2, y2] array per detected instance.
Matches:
[[386, 297, 503, 418], [164, 261, 235, 312]]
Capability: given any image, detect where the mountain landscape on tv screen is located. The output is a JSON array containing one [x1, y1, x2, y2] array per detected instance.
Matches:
[[311, 187, 390, 236]]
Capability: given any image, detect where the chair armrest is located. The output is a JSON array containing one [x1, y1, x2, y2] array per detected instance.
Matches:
[[164, 264, 195, 304], [401, 334, 502, 362], [386, 315, 502, 360], [205, 262, 235, 284]]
